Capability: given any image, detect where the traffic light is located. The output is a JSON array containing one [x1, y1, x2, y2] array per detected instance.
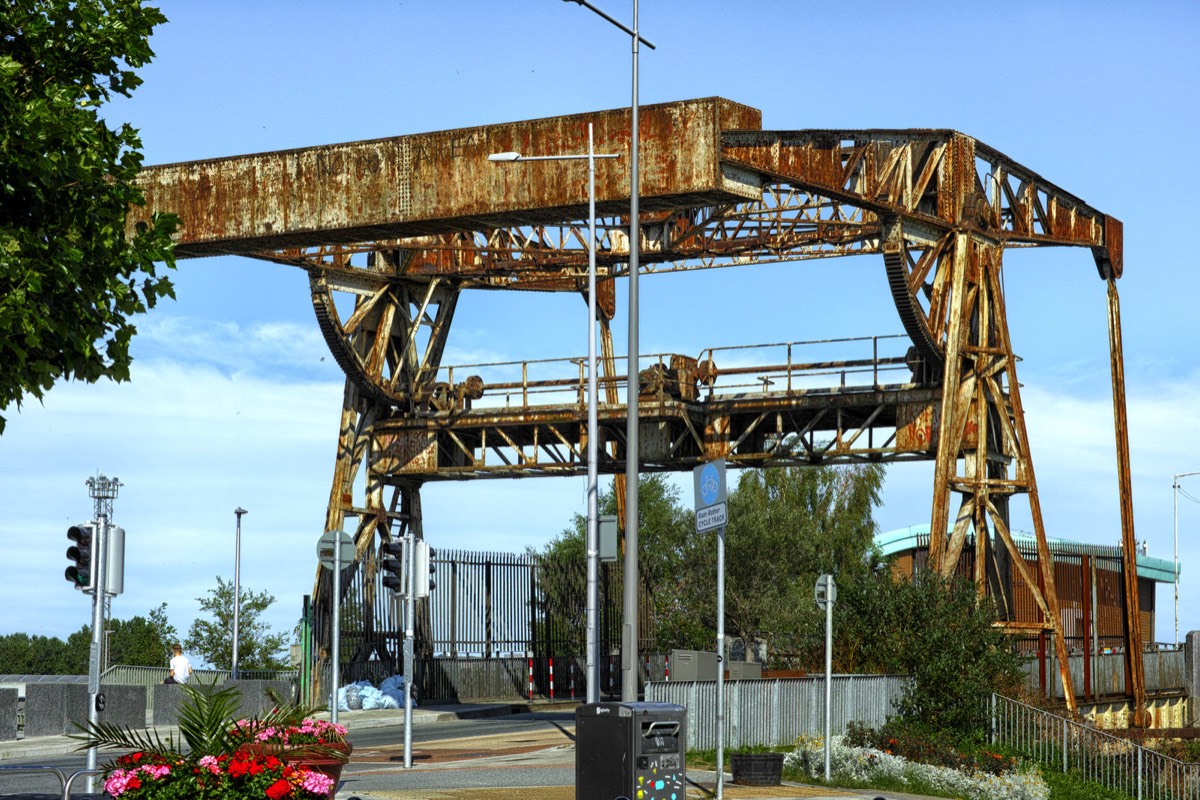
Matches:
[[413, 539, 436, 598], [65, 523, 96, 592], [380, 540, 405, 594], [106, 526, 125, 597]]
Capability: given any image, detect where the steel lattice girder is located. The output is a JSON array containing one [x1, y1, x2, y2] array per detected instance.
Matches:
[[131, 98, 1144, 717]]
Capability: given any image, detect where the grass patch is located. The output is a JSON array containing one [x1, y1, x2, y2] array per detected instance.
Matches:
[[1038, 767, 1136, 800]]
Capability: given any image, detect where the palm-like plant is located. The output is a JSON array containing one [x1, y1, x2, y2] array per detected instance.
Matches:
[[71, 678, 334, 759]]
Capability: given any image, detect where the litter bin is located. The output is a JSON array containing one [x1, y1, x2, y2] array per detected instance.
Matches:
[[576, 702, 687, 800]]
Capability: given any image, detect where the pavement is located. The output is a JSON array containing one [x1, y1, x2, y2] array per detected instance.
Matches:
[[0, 704, 946, 800]]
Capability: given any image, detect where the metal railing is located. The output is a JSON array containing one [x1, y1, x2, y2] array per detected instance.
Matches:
[[0, 765, 103, 800], [433, 334, 914, 412], [991, 694, 1200, 800], [101, 664, 298, 687]]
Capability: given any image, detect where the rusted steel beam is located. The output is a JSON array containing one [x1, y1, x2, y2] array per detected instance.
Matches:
[[365, 381, 941, 480], [1106, 278, 1148, 726], [131, 97, 761, 257], [719, 130, 1123, 274]]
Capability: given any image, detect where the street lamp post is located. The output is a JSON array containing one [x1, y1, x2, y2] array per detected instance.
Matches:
[[489, 126, 619, 703], [1172, 472, 1198, 646], [562, 0, 655, 705], [233, 507, 247, 679]]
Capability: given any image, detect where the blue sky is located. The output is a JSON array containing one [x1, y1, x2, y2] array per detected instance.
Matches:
[[2, 1, 1199, 657]]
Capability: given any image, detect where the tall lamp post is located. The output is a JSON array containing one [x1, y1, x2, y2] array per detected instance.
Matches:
[[562, 0, 655, 704], [489, 125, 619, 703], [1172, 472, 1198, 646], [233, 507, 247, 679]]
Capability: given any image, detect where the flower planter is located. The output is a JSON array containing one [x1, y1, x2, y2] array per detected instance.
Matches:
[[238, 742, 353, 800], [730, 752, 784, 786]]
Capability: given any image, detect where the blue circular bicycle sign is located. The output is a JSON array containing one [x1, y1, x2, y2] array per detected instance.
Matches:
[[699, 463, 720, 506]]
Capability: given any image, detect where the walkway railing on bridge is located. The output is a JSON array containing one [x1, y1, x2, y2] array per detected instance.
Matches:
[[991, 693, 1200, 800], [433, 334, 914, 412]]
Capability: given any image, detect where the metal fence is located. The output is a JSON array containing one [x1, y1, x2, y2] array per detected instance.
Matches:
[[646, 675, 909, 750], [991, 693, 1200, 800], [101, 665, 298, 688], [1021, 648, 1186, 699]]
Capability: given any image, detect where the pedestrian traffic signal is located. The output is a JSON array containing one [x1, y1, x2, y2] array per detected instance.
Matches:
[[414, 540, 436, 598], [65, 523, 96, 592], [380, 540, 405, 594]]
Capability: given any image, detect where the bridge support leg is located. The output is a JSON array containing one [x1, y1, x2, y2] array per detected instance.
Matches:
[[1106, 278, 1148, 727], [310, 264, 463, 703], [927, 233, 1076, 712]]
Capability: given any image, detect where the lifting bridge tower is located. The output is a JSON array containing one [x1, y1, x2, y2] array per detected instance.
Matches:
[[131, 97, 1144, 721]]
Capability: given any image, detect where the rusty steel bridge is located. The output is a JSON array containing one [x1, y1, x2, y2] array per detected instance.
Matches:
[[131, 97, 1146, 721]]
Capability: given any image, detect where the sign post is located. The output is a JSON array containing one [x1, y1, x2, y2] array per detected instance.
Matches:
[[694, 459, 728, 800], [317, 530, 353, 724], [815, 573, 836, 781]]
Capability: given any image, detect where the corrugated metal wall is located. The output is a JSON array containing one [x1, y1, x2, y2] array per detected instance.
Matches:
[[1025, 649, 1185, 699], [646, 675, 909, 749]]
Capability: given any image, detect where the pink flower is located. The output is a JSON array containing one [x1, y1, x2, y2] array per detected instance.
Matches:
[[299, 770, 335, 795], [104, 769, 135, 797]]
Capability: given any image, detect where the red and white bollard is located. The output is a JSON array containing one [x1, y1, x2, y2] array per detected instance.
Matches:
[[549, 656, 555, 702], [528, 657, 534, 703], [665, 652, 671, 681], [569, 660, 576, 701]]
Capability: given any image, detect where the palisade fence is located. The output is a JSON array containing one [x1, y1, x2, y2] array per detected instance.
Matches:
[[991, 694, 1200, 800], [318, 547, 651, 702], [646, 675, 909, 750]]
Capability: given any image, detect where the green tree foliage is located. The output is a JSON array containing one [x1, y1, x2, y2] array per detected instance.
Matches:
[[0, 604, 178, 673], [185, 576, 290, 671], [533, 475, 693, 655], [0, 0, 179, 432], [106, 603, 177, 667], [535, 463, 1023, 739], [844, 573, 1024, 738], [694, 464, 885, 652], [0, 631, 77, 673]]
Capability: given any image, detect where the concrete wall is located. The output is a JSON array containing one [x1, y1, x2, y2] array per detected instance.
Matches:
[[1186, 630, 1199, 725], [232, 680, 295, 719], [22, 683, 147, 738], [0, 689, 16, 740], [1083, 695, 1189, 730], [152, 679, 296, 727], [24, 683, 88, 738], [97, 685, 147, 730]]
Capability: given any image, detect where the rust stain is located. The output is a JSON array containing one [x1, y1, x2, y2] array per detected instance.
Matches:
[[131, 97, 761, 257]]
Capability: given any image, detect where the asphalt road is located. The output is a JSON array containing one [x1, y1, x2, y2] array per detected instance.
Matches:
[[339, 711, 578, 796], [0, 711, 578, 799]]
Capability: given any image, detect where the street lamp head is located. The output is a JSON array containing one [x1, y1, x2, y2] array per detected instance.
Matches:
[[235, 507, 248, 517], [488, 152, 522, 162]]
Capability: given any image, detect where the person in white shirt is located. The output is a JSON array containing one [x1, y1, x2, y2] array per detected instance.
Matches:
[[167, 643, 192, 684]]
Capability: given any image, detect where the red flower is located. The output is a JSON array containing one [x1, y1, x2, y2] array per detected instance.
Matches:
[[265, 778, 291, 799]]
